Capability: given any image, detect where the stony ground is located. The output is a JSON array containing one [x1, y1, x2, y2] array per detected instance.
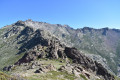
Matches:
[[7, 59, 101, 80]]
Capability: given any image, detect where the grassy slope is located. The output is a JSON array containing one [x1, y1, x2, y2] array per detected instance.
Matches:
[[0, 27, 25, 70], [27, 71, 77, 80], [67, 32, 118, 74], [0, 71, 12, 80], [11, 59, 93, 80]]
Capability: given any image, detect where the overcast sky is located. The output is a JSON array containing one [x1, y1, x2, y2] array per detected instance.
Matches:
[[0, 0, 120, 29]]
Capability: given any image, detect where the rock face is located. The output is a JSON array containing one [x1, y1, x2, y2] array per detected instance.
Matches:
[[13, 26, 67, 65], [64, 47, 115, 80], [15, 50, 45, 64], [3, 65, 14, 71], [35, 64, 56, 73], [64, 47, 96, 71], [95, 61, 114, 80]]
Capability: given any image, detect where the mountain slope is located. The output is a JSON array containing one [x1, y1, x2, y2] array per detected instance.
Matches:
[[17, 19, 120, 75], [0, 25, 114, 80], [0, 19, 120, 80]]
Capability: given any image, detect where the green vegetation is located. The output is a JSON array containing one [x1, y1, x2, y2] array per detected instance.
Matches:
[[0, 71, 10, 80], [0, 27, 7, 35], [105, 56, 118, 74], [95, 79, 103, 80], [0, 47, 25, 70], [28, 71, 77, 80], [0, 43, 5, 48], [80, 74, 88, 80], [0, 33, 24, 70], [38, 59, 66, 69], [116, 41, 120, 58], [73, 33, 118, 74], [114, 75, 120, 80]]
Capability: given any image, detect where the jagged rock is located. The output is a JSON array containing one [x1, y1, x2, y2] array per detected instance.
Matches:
[[58, 49, 66, 59], [34, 64, 56, 73], [35, 69, 43, 73], [59, 63, 83, 75], [14, 20, 25, 26], [46, 64, 56, 71], [59, 63, 91, 79], [84, 73, 90, 79], [35, 66, 47, 73], [4, 26, 22, 38], [47, 39, 66, 59], [73, 69, 80, 77], [64, 47, 96, 71], [3, 67, 8, 71], [95, 61, 115, 80], [15, 50, 45, 65], [3, 65, 14, 71], [102, 27, 109, 35], [64, 47, 115, 80], [59, 65, 73, 74], [29, 64, 36, 69]]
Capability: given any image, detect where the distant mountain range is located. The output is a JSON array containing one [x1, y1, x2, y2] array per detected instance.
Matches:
[[0, 19, 120, 80]]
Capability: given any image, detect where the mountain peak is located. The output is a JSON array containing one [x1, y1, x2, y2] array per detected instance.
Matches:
[[102, 27, 109, 30], [14, 20, 25, 26], [26, 19, 33, 22]]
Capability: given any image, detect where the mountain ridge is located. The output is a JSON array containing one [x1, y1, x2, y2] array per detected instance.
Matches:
[[11, 19, 120, 74], [0, 19, 120, 80], [2, 25, 115, 80]]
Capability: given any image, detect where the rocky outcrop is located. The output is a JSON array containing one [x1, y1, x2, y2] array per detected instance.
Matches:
[[46, 39, 66, 59], [59, 63, 95, 79], [15, 27, 66, 64], [3, 65, 14, 71], [14, 42, 115, 79], [95, 61, 115, 80], [15, 49, 45, 65], [14, 20, 25, 26], [64, 47, 96, 71], [35, 64, 56, 73], [64, 47, 115, 80]]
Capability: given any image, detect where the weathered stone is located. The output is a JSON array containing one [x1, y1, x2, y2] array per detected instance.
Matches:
[[34, 64, 56, 74], [95, 61, 115, 80], [3, 65, 14, 71], [64, 47, 115, 80], [45, 64, 56, 71], [64, 47, 96, 71], [15, 50, 45, 65]]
